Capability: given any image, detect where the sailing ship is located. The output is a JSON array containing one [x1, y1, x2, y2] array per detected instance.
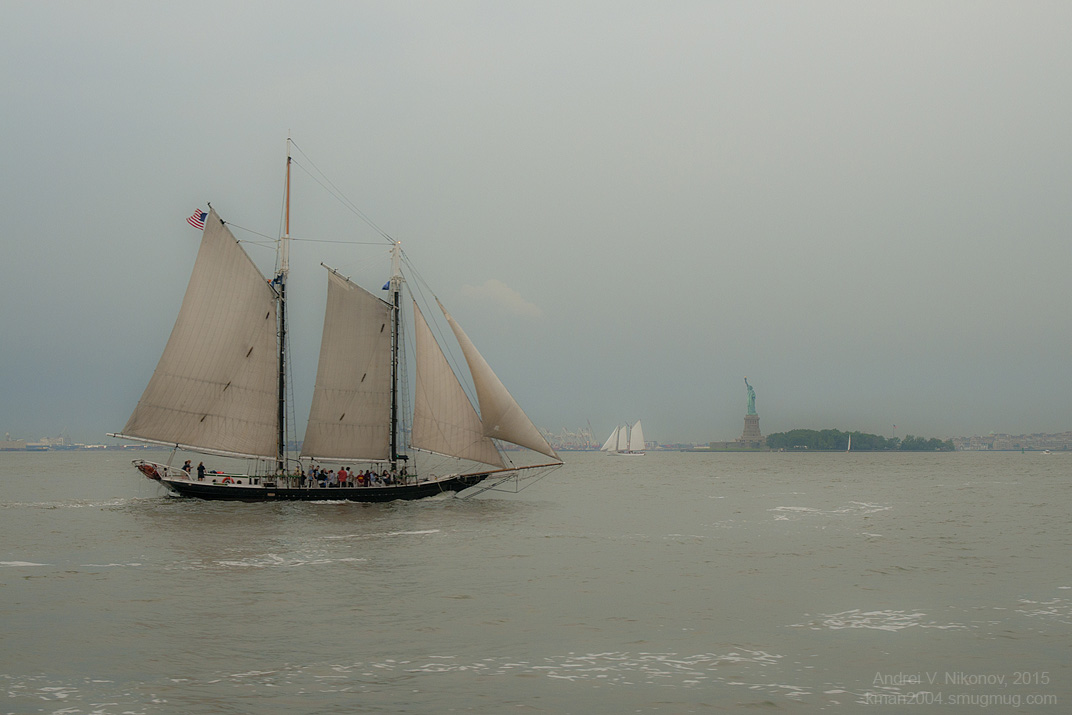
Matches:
[[110, 141, 561, 501], [600, 421, 645, 455]]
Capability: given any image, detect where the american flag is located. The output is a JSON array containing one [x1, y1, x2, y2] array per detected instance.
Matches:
[[187, 209, 207, 230]]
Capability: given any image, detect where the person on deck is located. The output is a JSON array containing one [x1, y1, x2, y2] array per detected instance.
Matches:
[[197, 462, 205, 481]]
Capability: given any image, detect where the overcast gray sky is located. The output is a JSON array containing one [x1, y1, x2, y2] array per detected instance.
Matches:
[[3, 1, 1071, 445]]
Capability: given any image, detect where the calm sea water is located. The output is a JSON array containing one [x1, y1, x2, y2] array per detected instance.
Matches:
[[1, 449, 1069, 714]]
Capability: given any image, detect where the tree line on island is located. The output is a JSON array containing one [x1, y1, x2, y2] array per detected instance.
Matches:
[[765, 429, 954, 451]]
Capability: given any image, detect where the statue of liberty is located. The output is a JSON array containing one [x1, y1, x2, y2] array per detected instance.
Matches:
[[744, 378, 756, 415]]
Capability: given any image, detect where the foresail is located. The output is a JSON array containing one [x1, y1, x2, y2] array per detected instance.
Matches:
[[617, 425, 628, 452], [411, 301, 504, 468], [120, 207, 279, 459], [439, 300, 559, 461], [301, 269, 393, 461], [601, 426, 619, 451]]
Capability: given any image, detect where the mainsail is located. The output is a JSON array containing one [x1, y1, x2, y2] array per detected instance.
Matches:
[[628, 421, 645, 452], [118, 208, 280, 459], [301, 269, 393, 461]]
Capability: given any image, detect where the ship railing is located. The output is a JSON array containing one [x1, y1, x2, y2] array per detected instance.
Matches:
[[132, 459, 259, 485], [133, 459, 190, 482]]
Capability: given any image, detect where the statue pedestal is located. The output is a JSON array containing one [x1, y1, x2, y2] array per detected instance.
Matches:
[[737, 413, 763, 447]]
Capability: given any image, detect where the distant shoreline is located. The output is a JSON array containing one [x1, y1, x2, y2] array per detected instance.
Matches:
[[0, 444, 159, 452], [680, 447, 1066, 453]]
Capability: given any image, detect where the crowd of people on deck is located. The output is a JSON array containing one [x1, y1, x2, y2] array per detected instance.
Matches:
[[300, 464, 410, 488], [178, 459, 414, 488]]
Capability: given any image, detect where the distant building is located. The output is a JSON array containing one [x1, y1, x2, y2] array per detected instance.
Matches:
[[1, 435, 27, 450], [953, 431, 1072, 451]]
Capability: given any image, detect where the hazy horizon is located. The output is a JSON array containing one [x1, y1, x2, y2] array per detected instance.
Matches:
[[4, 2, 1072, 446]]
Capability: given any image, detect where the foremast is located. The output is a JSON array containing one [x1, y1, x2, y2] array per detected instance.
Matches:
[[275, 138, 293, 473], [389, 241, 404, 472]]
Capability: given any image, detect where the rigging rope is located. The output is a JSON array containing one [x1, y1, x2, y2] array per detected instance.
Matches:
[[289, 139, 396, 246]]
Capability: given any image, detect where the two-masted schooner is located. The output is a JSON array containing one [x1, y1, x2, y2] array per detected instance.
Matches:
[[110, 141, 560, 501], [600, 421, 645, 455]]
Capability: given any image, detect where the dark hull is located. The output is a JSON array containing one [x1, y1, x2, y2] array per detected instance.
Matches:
[[161, 474, 490, 502]]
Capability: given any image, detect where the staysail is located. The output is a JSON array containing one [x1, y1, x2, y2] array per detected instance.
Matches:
[[439, 300, 559, 460], [301, 268, 393, 461], [117, 208, 280, 459], [411, 301, 505, 467]]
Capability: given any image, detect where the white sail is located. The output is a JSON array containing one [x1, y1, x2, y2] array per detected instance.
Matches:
[[439, 301, 559, 461], [118, 207, 280, 459], [616, 424, 629, 452], [411, 301, 505, 467], [301, 269, 393, 461], [601, 426, 620, 452], [628, 421, 645, 452]]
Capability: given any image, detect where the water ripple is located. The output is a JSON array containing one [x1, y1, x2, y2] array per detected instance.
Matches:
[[769, 502, 892, 521], [790, 608, 969, 631]]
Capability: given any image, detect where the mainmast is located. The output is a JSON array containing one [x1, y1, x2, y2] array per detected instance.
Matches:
[[276, 138, 292, 473], [389, 241, 402, 471]]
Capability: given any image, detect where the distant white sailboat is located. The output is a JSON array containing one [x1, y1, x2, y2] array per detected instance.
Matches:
[[601, 421, 645, 455], [847, 434, 852, 452]]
